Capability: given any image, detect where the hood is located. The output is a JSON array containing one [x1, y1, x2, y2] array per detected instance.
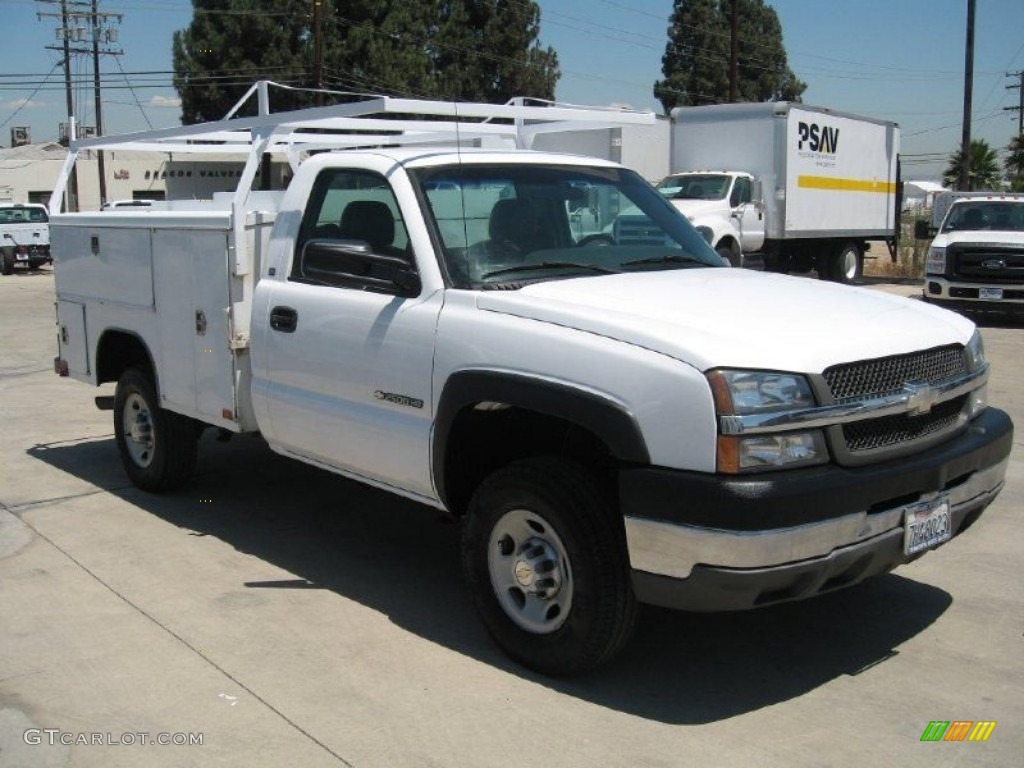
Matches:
[[475, 269, 974, 373], [669, 199, 727, 219], [932, 230, 1024, 248]]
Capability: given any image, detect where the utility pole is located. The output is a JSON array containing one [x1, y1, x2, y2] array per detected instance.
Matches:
[[313, 0, 324, 106], [37, 0, 122, 209], [1006, 70, 1024, 138], [959, 0, 975, 191], [729, 0, 739, 102]]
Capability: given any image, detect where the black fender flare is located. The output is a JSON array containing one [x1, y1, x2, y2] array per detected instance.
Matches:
[[432, 370, 649, 508]]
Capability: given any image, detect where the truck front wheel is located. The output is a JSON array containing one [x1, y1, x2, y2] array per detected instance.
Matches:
[[826, 241, 863, 284], [1, 249, 13, 275], [462, 457, 637, 676], [114, 367, 198, 492]]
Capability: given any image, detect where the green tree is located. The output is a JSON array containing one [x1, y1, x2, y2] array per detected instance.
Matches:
[[172, 0, 321, 124], [1005, 134, 1024, 191], [654, 0, 805, 114], [942, 139, 1001, 191], [172, 0, 560, 124]]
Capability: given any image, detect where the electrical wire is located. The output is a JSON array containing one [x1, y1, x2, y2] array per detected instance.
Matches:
[[0, 61, 60, 131]]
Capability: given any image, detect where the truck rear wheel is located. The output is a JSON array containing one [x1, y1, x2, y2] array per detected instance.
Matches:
[[826, 241, 863, 284], [1, 249, 13, 275], [461, 457, 637, 676], [114, 367, 198, 492]]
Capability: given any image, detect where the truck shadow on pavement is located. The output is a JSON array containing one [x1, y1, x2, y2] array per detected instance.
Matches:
[[29, 433, 953, 725]]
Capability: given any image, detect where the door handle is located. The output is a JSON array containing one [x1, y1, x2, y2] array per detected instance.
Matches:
[[270, 306, 298, 333]]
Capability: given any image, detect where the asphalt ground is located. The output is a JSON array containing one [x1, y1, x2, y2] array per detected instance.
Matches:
[[1, 268, 1021, 768]]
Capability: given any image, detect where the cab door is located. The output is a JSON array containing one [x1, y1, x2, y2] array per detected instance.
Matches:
[[730, 176, 765, 252], [255, 167, 441, 500]]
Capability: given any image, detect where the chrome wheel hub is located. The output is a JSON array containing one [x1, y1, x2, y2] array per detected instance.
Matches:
[[123, 392, 154, 468], [488, 508, 572, 634]]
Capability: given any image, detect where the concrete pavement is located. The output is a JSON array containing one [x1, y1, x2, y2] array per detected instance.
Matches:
[[1, 269, 1021, 767]]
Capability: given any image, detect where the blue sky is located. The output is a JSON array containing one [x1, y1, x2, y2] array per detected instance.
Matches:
[[2, 0, 1023, 181]]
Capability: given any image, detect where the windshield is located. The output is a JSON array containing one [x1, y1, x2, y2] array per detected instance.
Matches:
[[657, 174, 731, 201], [0, 206, 48, 224], [413, 164, 722, 289], [940, 201, 1024, 234]]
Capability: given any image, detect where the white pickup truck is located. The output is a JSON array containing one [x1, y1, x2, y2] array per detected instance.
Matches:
[[919, 192, 1024, 316], [50, 90, 1013, 675], [0, 202, 52, 274]]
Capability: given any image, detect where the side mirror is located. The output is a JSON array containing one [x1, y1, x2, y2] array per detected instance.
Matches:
[[913, 219, 934, 240], [300, 239, 421, 297], [751, 178, 763, 206]]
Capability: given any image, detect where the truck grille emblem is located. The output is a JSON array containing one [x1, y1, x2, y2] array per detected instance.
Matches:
[[904, 382, 939, 416]]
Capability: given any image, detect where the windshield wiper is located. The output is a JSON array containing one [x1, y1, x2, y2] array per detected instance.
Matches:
[[480, 261, 619, 280], [620, 254, 706, 268]]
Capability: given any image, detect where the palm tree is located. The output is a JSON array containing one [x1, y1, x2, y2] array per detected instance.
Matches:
[[942, 139, 1001, 190], [1005, 135, 1024, 192]]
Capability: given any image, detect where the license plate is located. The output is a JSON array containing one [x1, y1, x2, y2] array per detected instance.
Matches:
[[15, 253, 28, 261], [979, 287, 1003, 300], [904, 496, 951, 555]]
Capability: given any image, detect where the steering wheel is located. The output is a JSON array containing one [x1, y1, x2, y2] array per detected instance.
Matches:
[[576, 234, 616, 247]]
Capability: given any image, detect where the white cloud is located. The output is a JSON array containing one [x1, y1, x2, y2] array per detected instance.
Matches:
[[3, 98, 45, 110], [147, 95, 182, 109]]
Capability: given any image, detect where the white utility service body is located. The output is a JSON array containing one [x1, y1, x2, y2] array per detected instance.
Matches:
[[921, 192, 1024, 316], [666, 102, 900, 282], [50, 84, 1012, 675]]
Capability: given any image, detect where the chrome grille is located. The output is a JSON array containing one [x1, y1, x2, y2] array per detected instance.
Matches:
[[842, 396, 967, 452], [823, 345, 966, 403]]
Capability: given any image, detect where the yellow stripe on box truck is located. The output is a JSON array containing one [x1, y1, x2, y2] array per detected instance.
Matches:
[[797, 175, 897, 194]]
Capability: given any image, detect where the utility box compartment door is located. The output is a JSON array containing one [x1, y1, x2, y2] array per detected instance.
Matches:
[[57, 299, 88, 376], [152, 228, 237, 428]]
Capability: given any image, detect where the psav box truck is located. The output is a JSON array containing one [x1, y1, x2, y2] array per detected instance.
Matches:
[[665, 102, 900, 282]]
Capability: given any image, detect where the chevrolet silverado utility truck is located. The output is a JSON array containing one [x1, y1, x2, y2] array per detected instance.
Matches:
[[49, 84, 1012, 675]]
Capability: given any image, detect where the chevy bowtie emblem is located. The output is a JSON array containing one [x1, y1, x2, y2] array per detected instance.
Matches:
[[904, 382, 939, 415]]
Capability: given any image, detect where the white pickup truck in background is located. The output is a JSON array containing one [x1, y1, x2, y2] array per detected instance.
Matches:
[[918, 192, 1024, 317], [0, 202, 52, 274], [49, 85, 1013, 675], [665, 103, 901, 282]]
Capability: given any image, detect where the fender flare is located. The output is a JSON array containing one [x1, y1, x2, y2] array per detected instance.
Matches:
[[432, 370, 649, 508]]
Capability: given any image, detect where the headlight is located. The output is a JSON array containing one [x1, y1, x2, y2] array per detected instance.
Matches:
[[925, 246, 946, 275], [708, 370, 815, 414], [964, 330, 987, 417], [964, 329, 985, 372], [707, 369, 828, 473]]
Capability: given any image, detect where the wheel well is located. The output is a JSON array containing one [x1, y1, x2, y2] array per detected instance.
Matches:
[[96, 331, 155, 387], [715, 236, 738, 254], [442, 405, 616, 516]]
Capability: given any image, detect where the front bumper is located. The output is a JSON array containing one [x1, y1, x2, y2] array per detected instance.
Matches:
[[924, 277, 1024, 315], [622, 407, 1013, 611]]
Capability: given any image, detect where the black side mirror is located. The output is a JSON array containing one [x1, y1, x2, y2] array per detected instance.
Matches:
[[913, 219, 934, 240], [300, 239, 420, 297]]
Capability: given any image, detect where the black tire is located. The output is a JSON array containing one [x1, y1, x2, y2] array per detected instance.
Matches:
[[827, 241, 863, 284], [113, 367, 198, 492], [462, 457, 637, 676], [1, 250, 13, 276], [716, 245, 737, 267]]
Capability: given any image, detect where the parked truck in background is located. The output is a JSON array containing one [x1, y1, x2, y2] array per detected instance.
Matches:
[[665, 102, 900, 282], [917, 191, 1024, 316], [48, 86, 1012, 675], [0, 202, 52, 274]]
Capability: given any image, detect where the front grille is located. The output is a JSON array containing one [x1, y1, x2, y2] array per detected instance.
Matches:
[[950, 245, 1024, 283], [823, 345, 966, 403], [843, 395, 967, 452], [950, 286, 1024, 300]]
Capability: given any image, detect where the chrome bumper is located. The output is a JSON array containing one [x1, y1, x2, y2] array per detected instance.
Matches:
[[625, 456, 1008, 581]]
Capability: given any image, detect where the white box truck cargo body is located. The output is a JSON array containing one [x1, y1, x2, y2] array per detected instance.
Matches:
[[667, 102, 900, 282]]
